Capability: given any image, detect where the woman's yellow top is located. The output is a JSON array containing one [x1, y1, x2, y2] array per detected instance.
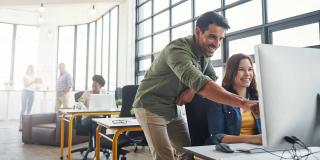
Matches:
[[240, 110, 256, 135]]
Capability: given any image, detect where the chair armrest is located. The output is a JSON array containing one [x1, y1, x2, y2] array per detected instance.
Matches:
[[22, 114, 32, 143]]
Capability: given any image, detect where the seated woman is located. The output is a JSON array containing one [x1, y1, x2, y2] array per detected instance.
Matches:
[[206, 53, 261, 145]]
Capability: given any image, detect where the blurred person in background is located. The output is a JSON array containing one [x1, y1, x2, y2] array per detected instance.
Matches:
[[19, 65, 42, 131], [55, 63, 72, 111]]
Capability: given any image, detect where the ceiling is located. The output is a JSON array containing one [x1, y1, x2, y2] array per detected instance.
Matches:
[[0, 0, 123, 25], [0, 0, 122, 6]]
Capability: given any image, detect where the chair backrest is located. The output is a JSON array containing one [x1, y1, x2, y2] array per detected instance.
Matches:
[[119, 85, 139, 117], [74, 91, 84, 102], [115, 87, 123, 100], [119, 85, 148, 147], [185, 95, 209, 146]]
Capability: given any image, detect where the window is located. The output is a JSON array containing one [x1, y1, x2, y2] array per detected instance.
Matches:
[[210, 47, 222, 60], [0, 23, 13, 90], [172, 0, 192, 26], [137, 75, 145, 84], [75, 24, 87, 91], [153, 11, 169, 33], [109, 7, 119, 91], [214, 66, 224, 86], [14, 25, 39, 90], [153, 31, 169, 53], [96, 19, 103, 75], [194, 0, 221, 17], [171, 0, 183, 5], [226, 0, 262, 33], [138, 37, 151, 56], [138, 19, 151, 38], [135, 0, 319, 85], [87, 22, 96, 88], [225, 0, 240, 5], [138, 1, 151, 21], [139, 58, 152, 71], [58, 26, 75, 79], [138, 0, 148, 5], [272, 23, 319, 47], [228, 35, 262, 57], [102, 14, 110, 89], [268, 0, 320, 22], [58, 6, 119, 91], [171, 23, 192, 41], [154, 0, 169, 14]]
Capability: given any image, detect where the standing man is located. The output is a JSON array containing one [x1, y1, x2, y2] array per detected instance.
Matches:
[[55, 63, 72, 111], [133, 11, 259, 160]]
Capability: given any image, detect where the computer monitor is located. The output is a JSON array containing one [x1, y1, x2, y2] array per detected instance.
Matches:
[[255, 44, 320, 150], [89, 94, 117, 111]]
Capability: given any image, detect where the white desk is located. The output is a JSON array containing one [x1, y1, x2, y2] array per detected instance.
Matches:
[[93, 117, 142, 160], [184, 143, 320, 160]]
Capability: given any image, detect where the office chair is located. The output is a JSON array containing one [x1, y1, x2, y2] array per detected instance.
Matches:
[[185, 95, 210, 146], [70, 91, 104, 160], [100, 85, 147, 160], [68, 91, 92, 159]]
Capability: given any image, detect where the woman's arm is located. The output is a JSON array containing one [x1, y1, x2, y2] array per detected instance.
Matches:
[[221, 134, 262, 145], [23, 77, 35, 88], [207, 101, 226, 144]]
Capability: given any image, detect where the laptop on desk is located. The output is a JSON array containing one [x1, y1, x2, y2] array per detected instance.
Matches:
[[89, 94, 118, 111]]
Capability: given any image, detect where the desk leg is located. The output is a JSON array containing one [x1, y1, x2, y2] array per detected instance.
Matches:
[[60, 113, 65, 160], [67, 116, 74, 160], [112, 128, 125, 160], [95, 125, 101, 160]]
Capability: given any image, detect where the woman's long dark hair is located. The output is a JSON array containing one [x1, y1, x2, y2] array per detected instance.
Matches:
[[222, 54, 258, 100]]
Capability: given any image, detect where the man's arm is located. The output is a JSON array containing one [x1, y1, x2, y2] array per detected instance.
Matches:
[[176, 88, 195, 106], [176, 61, 218, 106], [64, 73, 73, 94], [198, 80, 258, 111]]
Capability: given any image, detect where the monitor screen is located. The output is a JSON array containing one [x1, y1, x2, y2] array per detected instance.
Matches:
[[254, 44, 320, 150]]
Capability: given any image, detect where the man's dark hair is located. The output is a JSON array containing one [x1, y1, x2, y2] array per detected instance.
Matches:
[[196, 11, 230, 33], [92, 75, 105, 87]]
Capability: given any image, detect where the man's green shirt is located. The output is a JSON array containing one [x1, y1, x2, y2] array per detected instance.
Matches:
[[133, 35, 218, 120]]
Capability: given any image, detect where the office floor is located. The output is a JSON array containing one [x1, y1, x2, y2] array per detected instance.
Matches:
[[0, 120, 152, 160]]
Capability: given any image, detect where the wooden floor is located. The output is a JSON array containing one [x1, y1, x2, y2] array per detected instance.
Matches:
[[0, 120, 152, 160]]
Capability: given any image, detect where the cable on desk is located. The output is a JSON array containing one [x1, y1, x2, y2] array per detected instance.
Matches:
[[237, 136, 320, 160]]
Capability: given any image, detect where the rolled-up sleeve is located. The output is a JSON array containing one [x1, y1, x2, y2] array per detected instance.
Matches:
[[165, 46, 211, 92]]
